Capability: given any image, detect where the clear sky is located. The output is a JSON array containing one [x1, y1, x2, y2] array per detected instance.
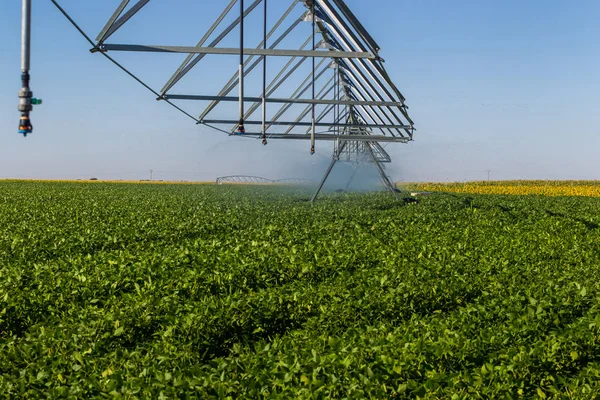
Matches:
[[1, 1, 599, 182]]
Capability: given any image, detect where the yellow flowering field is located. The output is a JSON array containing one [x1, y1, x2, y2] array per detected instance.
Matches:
[[0, 179, 214, 185], [404, 180, 600, 197]]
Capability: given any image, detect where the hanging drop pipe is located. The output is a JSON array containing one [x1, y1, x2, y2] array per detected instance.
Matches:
[[21, 0, 31, 73], [335, 64, 338, 136], [332, 72, 335, 152], [261, 0, 267, 145], [310, 1, 316, 154], [237, 0, 245, 134], [333, 63, 338, 154], [18, 0, 35, 136]]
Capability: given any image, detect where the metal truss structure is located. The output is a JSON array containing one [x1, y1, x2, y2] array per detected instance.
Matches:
[[216, 175, 313, 185], [21, 0, 416, 202], [216, 175, 273, 185], [277, 177, 314, 185]]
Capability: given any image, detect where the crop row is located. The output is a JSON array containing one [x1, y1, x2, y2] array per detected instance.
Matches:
[[1, 182, 600, 398]]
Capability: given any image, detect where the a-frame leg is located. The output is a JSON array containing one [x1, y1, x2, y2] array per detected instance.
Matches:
[[311, 141, 347, 204]]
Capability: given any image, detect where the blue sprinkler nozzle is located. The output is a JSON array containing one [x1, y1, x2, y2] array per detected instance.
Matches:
[[18, 114, 32, 136], [237, 122, 245, 135]]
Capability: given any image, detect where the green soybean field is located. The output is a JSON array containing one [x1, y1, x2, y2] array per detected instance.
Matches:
[[1, 181, 600, 399]]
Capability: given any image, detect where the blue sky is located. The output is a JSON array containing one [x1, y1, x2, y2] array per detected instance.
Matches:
[[1, 0, 599, 182]]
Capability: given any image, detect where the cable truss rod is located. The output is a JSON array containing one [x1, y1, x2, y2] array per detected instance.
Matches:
[[331, 55, 405, 131], [329, 0, 380, 53], [160, 0, 238, 95], [99, 44, 376, 59], [339, 69, 405, 137], [95, 0, 130, 43], [195, 2, 305, 121], [342, 59, 407, 130], [318, 1, 413, 127], [160, 0, 262, 95], [238, 57, 328, 132], [318, 2, 405, 98], [308, 13, 402, 137], [234, 133, 411, 143], [95, 0, 149, 45], [342, 87, 400, 137], [200, 120, 412, 129], [284, 79, 336, 134], [300, 106, 349, 138], [200, 24, 305, 119], [261, 59, 329, 129], [303, 102, 348, 135]]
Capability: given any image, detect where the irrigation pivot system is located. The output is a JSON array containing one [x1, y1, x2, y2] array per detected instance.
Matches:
[[18, 0, 416, 202]]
